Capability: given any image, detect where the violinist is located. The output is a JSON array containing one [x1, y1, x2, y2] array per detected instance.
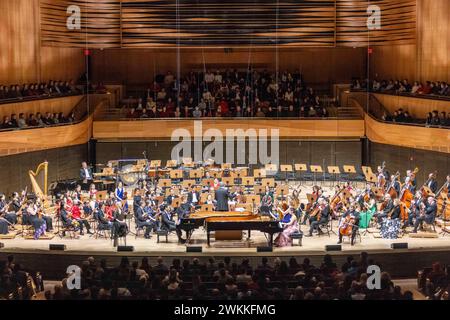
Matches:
[[165, 188, 177, 206], [0, 193, 17, 225], [337, 203, 360, 246], [305, 198, 330, 237], [411, 196, 437, 233], [96, 202, 113, 232], [144, 199, 160, 231], [274, 206, 299, 247]]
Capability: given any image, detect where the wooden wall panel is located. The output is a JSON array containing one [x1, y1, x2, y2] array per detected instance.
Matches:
[[0, 95, 84, 121], [92, 119, 366, 140], [336, 0, 417, 47], [373, 93, 450, 118], [0, 0, 85, 85], [369, 0, 449, 82], [0, 113, 93, 157], [369, 142, 450, 187], [91, 47, 367, 86], [365, 114, 450, 153], [40, 0, 121, 48]]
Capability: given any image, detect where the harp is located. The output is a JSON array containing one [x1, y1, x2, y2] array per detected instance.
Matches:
[[29, 161, 49, 202]]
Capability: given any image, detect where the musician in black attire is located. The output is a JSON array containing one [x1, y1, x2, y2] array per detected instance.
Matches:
[[58, 201, 80, 235], [412, 197, 437, 233], [215, 183, 230, 212], [0, 194, 18, 225], [160, 204, 185, 244], [187, 185, 200, 209], [389, 175, 401, 195], [406, 192, 423, 227], [305, 199, 330, 237], [135, 201, 154, 239], [337, 204, 361, 246], [95, 203, 112, 231], [133, 189, 142, 214], [373, 194, 394, 223], [425, 173, 438, 194], [390, 199, 401, 220], [165, 188, 177, 206]]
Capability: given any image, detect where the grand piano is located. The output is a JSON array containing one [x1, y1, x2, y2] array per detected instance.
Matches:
[[178, 211, 282, 247]]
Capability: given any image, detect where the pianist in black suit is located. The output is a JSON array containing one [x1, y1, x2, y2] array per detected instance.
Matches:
[[215, 183, 230, 212]]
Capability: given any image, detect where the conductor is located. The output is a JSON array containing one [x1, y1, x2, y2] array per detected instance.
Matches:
[[215, 182, 230, 212]]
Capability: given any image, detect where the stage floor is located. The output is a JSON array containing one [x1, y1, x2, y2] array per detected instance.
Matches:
[[2, 223, 450, 257]]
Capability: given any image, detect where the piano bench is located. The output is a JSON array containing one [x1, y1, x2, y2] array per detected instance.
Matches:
[[290, 231, 303, 246], [156, 230, 169, 243]]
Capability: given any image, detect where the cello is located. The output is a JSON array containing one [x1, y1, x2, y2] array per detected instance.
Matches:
[[386, 172, 401, 199], [399, 186, 414, 222]]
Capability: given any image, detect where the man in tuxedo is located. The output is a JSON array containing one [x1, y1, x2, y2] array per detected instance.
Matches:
[[215, 183, 230, 212], [426, 173, 438, 194], [160, 205, 184, 243], [79, 162, 93, 190], [337, 204, 360, 246], [412, 197, 437, 233], [305, 199, 330, 237], [135, 201, 154, 239], [165, 188, 177, 206], [374, 194, 394, 224]]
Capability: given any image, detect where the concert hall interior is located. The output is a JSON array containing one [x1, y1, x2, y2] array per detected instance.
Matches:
[[0, 0, 450, 303]]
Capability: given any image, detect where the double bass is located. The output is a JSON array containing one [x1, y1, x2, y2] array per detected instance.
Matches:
[[399, 186, 414, 221], [421, 171, 437, 198]]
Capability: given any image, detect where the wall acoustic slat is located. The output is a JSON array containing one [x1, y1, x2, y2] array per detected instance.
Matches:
[[40, 0, 121, 48], [336, 0, 416, 47], [39, 0, 417, 48]]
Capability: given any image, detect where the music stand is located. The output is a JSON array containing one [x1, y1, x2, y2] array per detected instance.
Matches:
[[253, 185, 265, 195], [261, 178, 275, 188], [166, 160, 178, 168], [328, 166, 341, 187], [246, 195, 261, 213], [182, 180, 196, 190], [158, 179, 171, 188], [310, 165, 323, 186], [170, 170, 183, 182], [222, 177, 234, 186], [295, 163, 308, 186], [265, 164, 278, 176], [150, 160, 161, 168], [280, 165, 293, 182], [253, 169, 266, 179], [208, 170, 222, 179], [221, 163, 232, 169], [202, 179, 214, 188], [276, 184, 289, 202], [243, 177, 255, 193], [172, 198, 181, 209], [201, 204, 214, 212]]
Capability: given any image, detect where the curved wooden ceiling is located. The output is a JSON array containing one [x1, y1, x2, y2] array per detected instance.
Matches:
[[40, 0, 417, 48]]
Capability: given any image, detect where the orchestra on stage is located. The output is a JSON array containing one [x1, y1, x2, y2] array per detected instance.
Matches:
[[0, 159, 449, 248]]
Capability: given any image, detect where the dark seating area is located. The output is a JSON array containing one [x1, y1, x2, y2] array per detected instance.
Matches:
[[7, 253, 419, 301]]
